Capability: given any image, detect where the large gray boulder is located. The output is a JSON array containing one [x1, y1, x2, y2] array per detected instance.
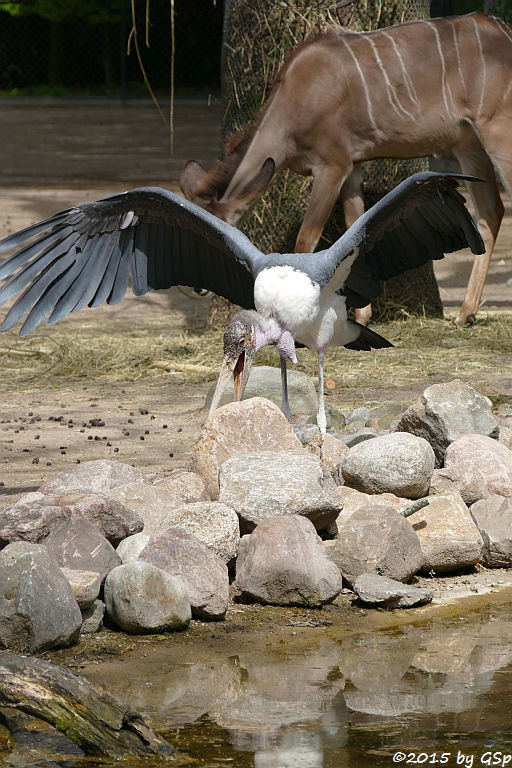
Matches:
[[205, 365, 317, 416], [397, 379, 499, 466], [218, 450, 340, 534], [0, 542, 82, 652], [192, 397, 303, 498], [104, 561, 191, 634], [353, 573, 434, 608], [341, 433, 435, 499], [235, 516, 343, 607], [407, 494, 484, 573], [39, 459, 143, 494], [0, 491, 143, 549], [140, 526, 229, 620], [470, 495, 512, 567], [332, 506, 424, 587], [44, 516, 121, 584]]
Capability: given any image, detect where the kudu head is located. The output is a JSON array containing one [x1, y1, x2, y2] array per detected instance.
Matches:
[[179, 157, 275, 226]]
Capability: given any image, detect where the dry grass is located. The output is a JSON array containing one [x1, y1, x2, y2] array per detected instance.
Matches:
[[1, 312, 512, 401]]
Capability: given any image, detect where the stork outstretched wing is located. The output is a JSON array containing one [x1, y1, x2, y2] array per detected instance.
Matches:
[[0, 187, 262, 335], [318, 172, 485, 307]]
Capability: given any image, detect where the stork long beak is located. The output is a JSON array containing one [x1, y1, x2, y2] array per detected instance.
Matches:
[[208, 347, 255, 418]]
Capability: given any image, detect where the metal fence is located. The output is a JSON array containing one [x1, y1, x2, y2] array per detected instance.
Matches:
[[0, 0, 224, 98]]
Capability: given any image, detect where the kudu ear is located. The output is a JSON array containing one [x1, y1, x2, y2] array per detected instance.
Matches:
[[238, 158, 276, 201], [179, 160, 211, 202]]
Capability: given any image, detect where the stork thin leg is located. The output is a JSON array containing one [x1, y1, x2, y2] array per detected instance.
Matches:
[[280, 356, 291, 420], [316, 348, 327, 433]]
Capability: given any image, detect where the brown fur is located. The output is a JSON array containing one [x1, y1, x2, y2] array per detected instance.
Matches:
[[181, 14, 512, 326]]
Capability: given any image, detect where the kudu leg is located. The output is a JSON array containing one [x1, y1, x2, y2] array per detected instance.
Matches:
[[340, 168, 372, 325], [453, 135, 505, 326], [294, 166, 346, 253]]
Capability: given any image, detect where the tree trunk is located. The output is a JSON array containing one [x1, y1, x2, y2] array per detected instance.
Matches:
[[211, 0, 442, 327], [0, 652, 173, 759]]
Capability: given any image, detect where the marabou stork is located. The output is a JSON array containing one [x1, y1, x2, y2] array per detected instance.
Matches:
[[0, 172, 484, 431]]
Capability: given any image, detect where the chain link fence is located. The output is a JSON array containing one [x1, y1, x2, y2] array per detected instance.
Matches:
[[0, 0, 223, 98]]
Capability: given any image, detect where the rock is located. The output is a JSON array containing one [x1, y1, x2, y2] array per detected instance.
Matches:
[[140, 526, 229, 620], [443, 435, 512, 502], [117, 532, 150, 563], [367, 402, 405, 431], [60, 567, 102, 609], [44, 517, 121, 584], [397, 379, 499, 466], [353, 573, 434, 608], [407, 494, 484, 573], [337, 486, 411, 526], [498, 425, 512, 451], [308, 403, 346, 430], [218, 450, 340, 534], [339, 429, 378, 450], [470, 495, 512, 567], [341, 432, 435, 498], [292, 423, 321, 444], [345, 406, 371, 427], [104, 561, 191, 634], [0, 492, 143, 549], [0, 499, 70, 548], [39, 459, 144, 495], [235, 516, 343, 607], [153, 470, 210, 502], [50, 492, 143, 546], [205, 365, 317, 416], [192, 397, 302, 499], [302, 432, 349, 478], [107, 482, 181, 534], [332, 506, 424, 587], [80, 599, 105, 634], [156, 502, 240, 564], [429, 465, 490, 506], [0, 542, 82, 652]]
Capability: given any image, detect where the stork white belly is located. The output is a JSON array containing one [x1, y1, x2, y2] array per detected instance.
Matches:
[[253, 266, 357, 351], [254, 266, 320, 328]]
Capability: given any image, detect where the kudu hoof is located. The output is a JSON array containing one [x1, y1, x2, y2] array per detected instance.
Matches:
[[453, 312, 476, 328]]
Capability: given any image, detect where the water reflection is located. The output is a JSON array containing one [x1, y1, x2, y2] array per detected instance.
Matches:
[[5, 605, 512, 766]]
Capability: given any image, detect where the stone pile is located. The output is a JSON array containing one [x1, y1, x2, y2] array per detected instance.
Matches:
[[1, 377, 511, 652]]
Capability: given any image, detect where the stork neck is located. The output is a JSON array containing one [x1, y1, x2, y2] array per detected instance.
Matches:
[[254, 317, 297, 365]]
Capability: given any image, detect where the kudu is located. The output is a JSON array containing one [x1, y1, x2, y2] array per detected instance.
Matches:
[[180, 12, 512, 327]]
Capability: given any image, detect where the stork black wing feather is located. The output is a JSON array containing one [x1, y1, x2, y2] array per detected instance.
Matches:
[[0, 186, 262, 334], [325, 172, 485, 304], [89, 234, 122, 308], [109, 228, 134, 306]]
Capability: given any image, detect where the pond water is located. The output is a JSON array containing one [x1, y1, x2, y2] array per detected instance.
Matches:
[[3, 602, 512, 768]]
